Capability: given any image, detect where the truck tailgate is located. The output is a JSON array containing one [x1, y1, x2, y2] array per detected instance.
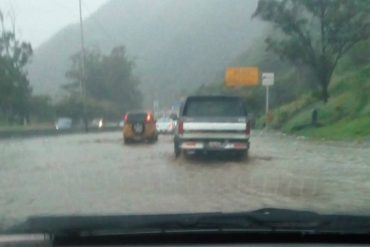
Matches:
[[184, 122, 245, 131], [181, 118, 249, 140]]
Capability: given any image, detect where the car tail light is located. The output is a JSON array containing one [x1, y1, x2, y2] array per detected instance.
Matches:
[[146, 113, 153, 123], [246, 120, 251, 135], [124, 114, 128, 123], [178, 121, 184, 134]]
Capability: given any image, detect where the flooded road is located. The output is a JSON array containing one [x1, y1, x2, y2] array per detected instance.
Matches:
[[0, 130, 369, 224]]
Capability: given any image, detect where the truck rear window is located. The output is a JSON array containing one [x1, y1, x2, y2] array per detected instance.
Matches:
[[183, 97, 246, 117]]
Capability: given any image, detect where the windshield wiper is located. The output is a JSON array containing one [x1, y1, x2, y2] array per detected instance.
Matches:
[[7, 208, 370, 236]]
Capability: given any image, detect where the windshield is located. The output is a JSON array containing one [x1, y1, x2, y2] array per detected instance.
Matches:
[[183, 97, 246, 117], [0, 0, 369, 234], [127, 113, 147, 122]]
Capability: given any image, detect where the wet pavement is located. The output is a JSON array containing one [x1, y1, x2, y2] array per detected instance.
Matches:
[[0, 130, 369, 224]]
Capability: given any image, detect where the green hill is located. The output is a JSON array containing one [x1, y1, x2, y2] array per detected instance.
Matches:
[[266, 64, 370, 140], [197, 31, 370, 140], [250, 36, 370, 140], [195, 32, 314, 116]]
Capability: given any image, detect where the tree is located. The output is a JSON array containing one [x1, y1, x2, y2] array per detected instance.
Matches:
[[0, 11, 33, 123], [63, 46, 142, 119], [346, 39, 370, 67], [29, 95, 55, 122], [253, 0, 370, 102]]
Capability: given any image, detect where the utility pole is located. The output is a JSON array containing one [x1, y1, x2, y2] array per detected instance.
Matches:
[[79, 0, 88, 132]]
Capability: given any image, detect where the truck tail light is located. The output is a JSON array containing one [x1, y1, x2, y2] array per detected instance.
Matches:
[[178, 121, 184, 134], [246, 120, 251, 135]]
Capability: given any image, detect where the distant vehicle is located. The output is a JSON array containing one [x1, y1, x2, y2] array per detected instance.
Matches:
[[119, 120, 125, 128], [174, 95, 250, 158], [55, 117, 72, 130], [123, 111, 158, 144], [90, 118, 104, 129], [156, 117, 176, 134]]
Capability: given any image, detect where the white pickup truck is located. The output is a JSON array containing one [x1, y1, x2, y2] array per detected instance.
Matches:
[[174, 95, 250, 158]]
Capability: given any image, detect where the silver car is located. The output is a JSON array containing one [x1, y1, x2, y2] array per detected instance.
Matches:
[[55, 117, 72, 130], [156, 117, 176, 134]]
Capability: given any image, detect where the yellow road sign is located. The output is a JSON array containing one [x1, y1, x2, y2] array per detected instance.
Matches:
[[225, 67, 259, 87]]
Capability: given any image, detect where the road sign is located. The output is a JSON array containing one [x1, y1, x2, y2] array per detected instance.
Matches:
[[262, 73, 274, 86], [225, 67, 259, 87]]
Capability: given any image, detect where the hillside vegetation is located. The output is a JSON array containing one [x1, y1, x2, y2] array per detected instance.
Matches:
[[196, 31, 314, 117], [216, 46, 370, 140], [263, 62, 370, 140], [238, 0, 370, 140]]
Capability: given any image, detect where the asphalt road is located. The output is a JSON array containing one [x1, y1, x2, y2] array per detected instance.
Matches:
[[0, 130, 370, 224]]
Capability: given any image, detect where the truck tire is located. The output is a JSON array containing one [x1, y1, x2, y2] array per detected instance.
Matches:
[[236, 149, 248, 160], [174, 142, 181, 158], [149, 135, 158, 144]]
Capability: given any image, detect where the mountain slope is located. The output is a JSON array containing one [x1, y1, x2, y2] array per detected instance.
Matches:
[[28, 0, 265, 106]]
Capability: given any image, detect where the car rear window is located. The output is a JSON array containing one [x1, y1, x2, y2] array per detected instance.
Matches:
[[127, 113, 147, 122], [183, 97, 246, 117]]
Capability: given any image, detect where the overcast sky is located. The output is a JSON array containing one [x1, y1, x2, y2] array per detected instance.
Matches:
[[0, 0, 109, 48]]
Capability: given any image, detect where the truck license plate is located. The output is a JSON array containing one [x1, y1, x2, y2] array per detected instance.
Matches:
[[208, 141, 222, 149]]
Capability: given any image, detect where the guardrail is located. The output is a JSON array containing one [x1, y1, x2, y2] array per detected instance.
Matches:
[[0, 126, 121, 139]]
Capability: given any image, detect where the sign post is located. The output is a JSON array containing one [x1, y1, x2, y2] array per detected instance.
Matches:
[[262, 73, 274, 127], [265, 85, 270, 114]]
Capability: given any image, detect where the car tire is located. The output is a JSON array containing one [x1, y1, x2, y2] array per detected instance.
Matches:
[[149, 136, 158, 144], [124, 138, 131, 145]]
